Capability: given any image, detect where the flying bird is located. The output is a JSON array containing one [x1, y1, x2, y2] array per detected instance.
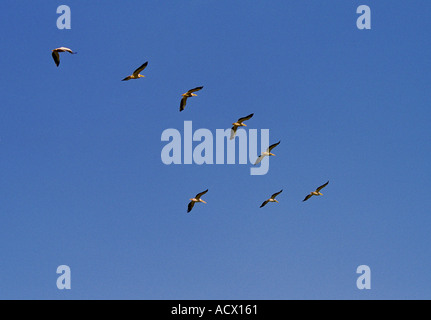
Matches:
[[187, 189, 208, 213], [260, 190, 283, 208], [254, 141, 280, 165], [52, 47, 77, 67], [303, 181, 329, 202], [230, 113, 254, 140], [180, 86, 203, 111], [122, 61, 148, 81]]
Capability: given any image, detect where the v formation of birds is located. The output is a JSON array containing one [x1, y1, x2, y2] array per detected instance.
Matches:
[[51, 47, 329, 213]]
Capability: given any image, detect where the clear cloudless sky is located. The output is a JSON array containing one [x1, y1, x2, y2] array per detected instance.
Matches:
[[1, 0, 431, 300]]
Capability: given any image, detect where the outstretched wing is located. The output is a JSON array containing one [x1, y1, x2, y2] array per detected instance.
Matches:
[[230, 126, 238, 140], [237, 113, 254, 124], [52, 51, 60, 67], [316, 181, 329, 192], [121, 76, 132, 81], [254, 154, 265, 165], [187, 201, 195, 213], [195, 189, 208, 200], [270, 190, 283, 199], [303, 194, 312, 202], [56, 47, 75, 54], [180, 96, 187, 111], [187, 86, 203, 94], [260, 200, 269, 208], [133, 61, 148, 76], [267, 141, 281, 152]]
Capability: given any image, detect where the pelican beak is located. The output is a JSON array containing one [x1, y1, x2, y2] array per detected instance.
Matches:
[[201, 200, 207, 204], [275, 200, 279, 203]]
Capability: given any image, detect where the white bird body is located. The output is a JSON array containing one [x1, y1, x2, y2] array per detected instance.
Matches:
[[54, 47, 75, 53]]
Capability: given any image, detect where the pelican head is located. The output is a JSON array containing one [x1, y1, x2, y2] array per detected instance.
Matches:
[[138, 74, 145, 78]]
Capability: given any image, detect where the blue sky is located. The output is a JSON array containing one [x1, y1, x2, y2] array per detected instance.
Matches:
[[1, 0, 431, 299]]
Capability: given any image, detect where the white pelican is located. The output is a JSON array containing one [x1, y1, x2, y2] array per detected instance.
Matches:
[[122, 61, 148, 81], [260, 190, 283, 208], [230, 113, 254, 140], [180, 86, 203, 111], [187, 189, 208, 213], [52, 47, 77, 67], [254, 141, 280, 165], [303, 181, 329, 202]]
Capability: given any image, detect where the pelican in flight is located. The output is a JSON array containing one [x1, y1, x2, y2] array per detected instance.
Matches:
[[254, 141, 280, 165], [260, 190, 283, 208], [230, 113, 254, 140], [52, 47, 77, 67], [303, 181, 329, 202], [180, 86, 203, 111], [187, 189, 208, 213], [122, 61, 148, 81]]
